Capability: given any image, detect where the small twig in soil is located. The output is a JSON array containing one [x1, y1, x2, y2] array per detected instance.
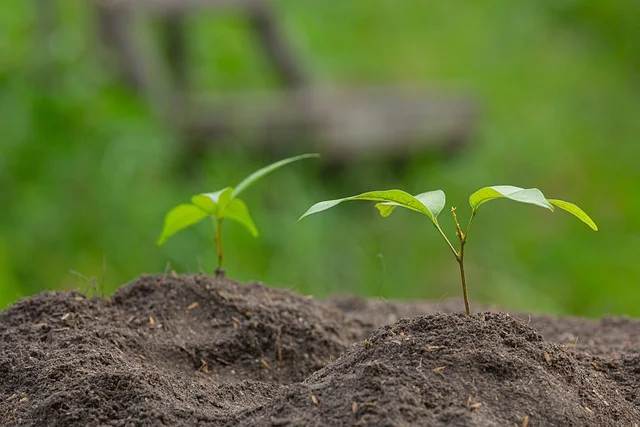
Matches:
[[215, 357, 231, 366], [431, 366, 446, 376], [466, 396, 482, 410]]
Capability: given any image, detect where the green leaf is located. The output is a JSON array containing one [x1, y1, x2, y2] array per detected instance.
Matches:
[[375, 190, 446, 219], [191, 187, 233, 216], [469, 185, 554, 212], [299, 189, 440, 224], [548, 199, 598, 231], [220, 198, 259, 237], [157, 204, 208, 246], [375, 203, 396, 217], [232, 153, 319, 198]]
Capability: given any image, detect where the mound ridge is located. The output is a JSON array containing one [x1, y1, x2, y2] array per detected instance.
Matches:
[[110, 274, 357, 383]]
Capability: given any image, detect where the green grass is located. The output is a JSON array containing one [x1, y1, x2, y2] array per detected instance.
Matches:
[[1, 1, 638, 316]]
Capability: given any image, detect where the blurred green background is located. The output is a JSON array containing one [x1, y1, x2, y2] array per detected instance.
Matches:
[[1, 0, 638, 316]]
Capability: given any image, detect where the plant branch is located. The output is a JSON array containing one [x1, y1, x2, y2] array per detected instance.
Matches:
[[451, 207, 463, 239], [451, 207, 471, 315], [464, 210, 476, 242], [434, 222, 459, 259]]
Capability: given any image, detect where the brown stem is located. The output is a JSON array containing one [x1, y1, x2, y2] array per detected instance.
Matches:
[[451, 207, 471, 315], [457, 242, 471, 315], [213, 217, 225, 278]]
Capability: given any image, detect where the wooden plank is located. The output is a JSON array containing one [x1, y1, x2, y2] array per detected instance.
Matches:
[[180, 86, 477, 159]]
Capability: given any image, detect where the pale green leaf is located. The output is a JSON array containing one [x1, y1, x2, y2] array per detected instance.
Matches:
[[375, 203, 396, 217], [299, 189, 439, 224], [191, 187, 233, 216], [375, 190, 446, 219], [220, 198, 259, 237], [469, 185, 554, 212], [232, 153, 319, 198], [299, 199, 344, 218], [157, 204, 208, 246], [548, 199, 598, 231]]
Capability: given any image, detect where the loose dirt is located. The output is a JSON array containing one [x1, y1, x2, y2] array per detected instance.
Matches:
[[1, 275, 638, 426]]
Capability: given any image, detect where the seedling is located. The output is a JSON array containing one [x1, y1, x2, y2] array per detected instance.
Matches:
[[299, 186, 597, 315], [158, 153, 319, 277]]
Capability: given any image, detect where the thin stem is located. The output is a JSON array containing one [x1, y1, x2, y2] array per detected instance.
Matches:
[[451, 207, 471, 315], [457, 241, 471, 315], [213, 217, 225, 278], [434, 222, 459, 259], [464, 210, 476, 241]]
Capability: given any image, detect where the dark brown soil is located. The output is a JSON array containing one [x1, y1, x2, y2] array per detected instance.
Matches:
[[1, 275, 639, 426]]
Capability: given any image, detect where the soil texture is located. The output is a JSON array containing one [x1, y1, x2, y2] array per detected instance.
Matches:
[[1, 274, 639, 426]]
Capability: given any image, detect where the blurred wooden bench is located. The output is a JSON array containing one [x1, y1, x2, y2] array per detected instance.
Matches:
[[91, 0, 478, 160]]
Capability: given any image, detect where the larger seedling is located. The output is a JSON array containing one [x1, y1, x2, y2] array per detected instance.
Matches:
[[300, 185, 597, 315]]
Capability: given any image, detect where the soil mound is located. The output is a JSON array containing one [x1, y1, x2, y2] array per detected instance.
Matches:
[[0, 275, 355, 425], [1, 275, 639, 426], [236, 313, 639, 426], [109, 275, 357, 383]]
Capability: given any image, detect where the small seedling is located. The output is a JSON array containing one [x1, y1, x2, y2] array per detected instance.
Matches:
[[158, 153, 319, 277], [299, 185, 597, 315]]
